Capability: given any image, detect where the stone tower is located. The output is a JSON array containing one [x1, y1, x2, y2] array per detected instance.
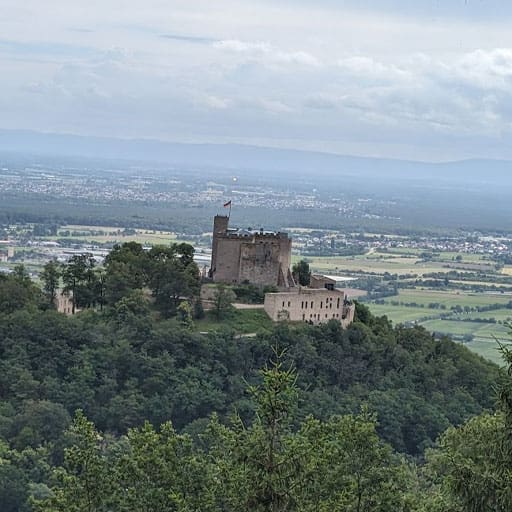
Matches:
[[209, 215, 295, 288]]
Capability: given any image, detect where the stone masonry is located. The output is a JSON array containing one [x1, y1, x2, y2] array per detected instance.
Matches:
[[209, 215, 295, 288], [264, 287, 355, 327]]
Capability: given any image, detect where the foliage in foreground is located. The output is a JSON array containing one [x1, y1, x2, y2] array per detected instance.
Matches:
[[34, 357, 420, 512], [0, 266, 504, 511], [28, 342, 512, 512], [423, 344, 512, 512]]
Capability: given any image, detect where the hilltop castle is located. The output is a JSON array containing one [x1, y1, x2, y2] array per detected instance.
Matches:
[[209, 215, 295, 288], [208, 214, 355, 327]]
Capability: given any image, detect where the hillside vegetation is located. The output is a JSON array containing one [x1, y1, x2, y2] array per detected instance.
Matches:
[[0, 257, 502, 509]]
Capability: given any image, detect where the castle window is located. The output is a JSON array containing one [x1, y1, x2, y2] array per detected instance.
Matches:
[[337, 298, 340, 308], [288, 301, 291, 307], [302, 314, 305, 321], [282, 301, 285, 307], [329, 303, 332, 309], [325, 314, 328, 318], [311, 301, 313, 308], [320, 301, 323, 309], [301, 301, 304, 308]]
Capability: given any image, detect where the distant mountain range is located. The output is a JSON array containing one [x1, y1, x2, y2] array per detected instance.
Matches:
[[1, 128, 512, 185]]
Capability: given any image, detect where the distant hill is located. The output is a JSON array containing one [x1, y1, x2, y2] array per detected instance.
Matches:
[[1, 128, 512, 185]]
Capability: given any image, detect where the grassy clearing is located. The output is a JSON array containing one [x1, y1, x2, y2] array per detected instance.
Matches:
[[194, 308, 273, 334]]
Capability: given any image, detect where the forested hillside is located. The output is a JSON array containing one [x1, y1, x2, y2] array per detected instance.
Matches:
[[0, 253, 502, 510]]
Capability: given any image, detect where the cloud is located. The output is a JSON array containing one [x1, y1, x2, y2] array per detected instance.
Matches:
[[0, 38, 97, 59], [213, 39, 320, 67], [453, 48, 512, 90], [160, 33, 218, 44], [2, 0, 512, 160], [213, 39, 271, 53], [197, 95, 232, 110]]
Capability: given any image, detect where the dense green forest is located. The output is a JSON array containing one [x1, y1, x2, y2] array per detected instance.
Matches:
[[0, 243, 508, 510]]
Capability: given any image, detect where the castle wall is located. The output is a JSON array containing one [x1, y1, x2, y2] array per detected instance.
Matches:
[[210, 215, 294, 287], [239, 237, 282, 286], [213, 237, 243, 283], [264, 287, 355, 327], [211, 215, 229, 277]]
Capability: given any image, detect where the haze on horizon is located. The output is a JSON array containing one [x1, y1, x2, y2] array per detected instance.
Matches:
[[2, 0, 512, 162]]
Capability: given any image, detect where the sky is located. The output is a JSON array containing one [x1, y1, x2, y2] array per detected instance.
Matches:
[[2, 0, 512, 161]]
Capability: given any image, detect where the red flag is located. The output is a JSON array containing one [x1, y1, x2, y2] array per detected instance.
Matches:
[[223, 200, 232, 208]]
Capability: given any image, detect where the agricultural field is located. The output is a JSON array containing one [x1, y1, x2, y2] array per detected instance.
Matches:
[[52, 225, 179, 246], [292, 245, 512, 363], [298, 249, 498, 277], [465, 339, 509, 364], [366, 304, 435, 324], [367, 288, 512, 364], [384, 289, 512, 308], [453, 308, 512, 322], [300, 254, 452, 276]]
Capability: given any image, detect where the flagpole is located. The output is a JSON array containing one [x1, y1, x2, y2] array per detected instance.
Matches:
[[229, 201, 232, 219]]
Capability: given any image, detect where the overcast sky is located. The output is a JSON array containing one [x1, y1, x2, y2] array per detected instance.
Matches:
[[2, 0, 512, 161]]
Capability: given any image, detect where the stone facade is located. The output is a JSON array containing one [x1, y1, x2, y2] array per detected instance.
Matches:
[[55, 290, 78, 315], [210, 215, 294, 288], [264, 287, 355, 327]]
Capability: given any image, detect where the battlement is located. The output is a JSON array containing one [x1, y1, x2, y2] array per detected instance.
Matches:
[[224, 230, 289, 241]]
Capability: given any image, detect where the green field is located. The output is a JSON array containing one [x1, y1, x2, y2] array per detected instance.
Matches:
[[296, 252, 495, 277], [300, 255, 452, 276], [453, 308, 512, 322], [294, 245, 501, 279], [367, 287, 512, 363], [366, 304, 435, 324], [382, 289, 512, 308], [51, 225, 179, 245], [465, 338, 511, 365]]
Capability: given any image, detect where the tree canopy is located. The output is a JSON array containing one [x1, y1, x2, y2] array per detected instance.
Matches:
[[0, 254, 506, 511]]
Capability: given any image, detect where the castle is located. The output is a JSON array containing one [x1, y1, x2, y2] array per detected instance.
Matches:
[[208, 215, 355, 327], [263, 274, 355, 328], [209, 215, 295, 288]]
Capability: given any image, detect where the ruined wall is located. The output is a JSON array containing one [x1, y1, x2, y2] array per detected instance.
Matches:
[[238, 237, 283, 286], [278, 236, 293, 285], [213, 237, 243, 283], [264, 288, 355, 327]]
